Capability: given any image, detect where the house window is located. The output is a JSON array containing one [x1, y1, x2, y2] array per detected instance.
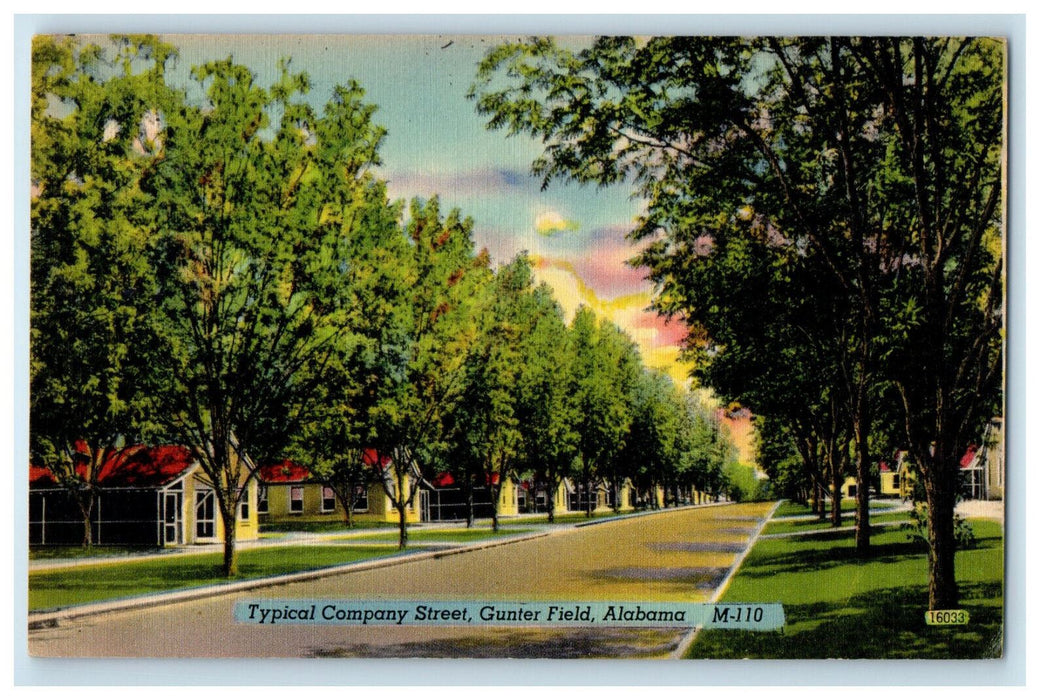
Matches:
[[289, 486, 304, 514], [891, 474, 900, 490], [257, 485, 269, 514], [321, 486, 336, 513], [535, 488, 547, 508], [195, 489, 215, 538], [353, 484, 369, 512], [239, 490, 250, 520]]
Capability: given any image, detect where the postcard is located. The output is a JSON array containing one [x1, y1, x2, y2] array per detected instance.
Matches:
[[25, 32, 1007, 663]]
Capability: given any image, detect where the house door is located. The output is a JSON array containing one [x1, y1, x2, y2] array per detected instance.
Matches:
[[195, 490, 216, 539], [164, 493, 183, 545], [419, 489, 430, 522]]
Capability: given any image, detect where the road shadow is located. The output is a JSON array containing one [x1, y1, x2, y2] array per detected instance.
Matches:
[[309, 627, 687, 658]]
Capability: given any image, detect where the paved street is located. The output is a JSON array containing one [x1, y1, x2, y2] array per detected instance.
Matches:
[[29, 502, 775, 659]]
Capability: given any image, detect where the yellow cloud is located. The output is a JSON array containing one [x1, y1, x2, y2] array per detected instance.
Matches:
[[530, 255, 694, 386], [534, 210, 581, 236]]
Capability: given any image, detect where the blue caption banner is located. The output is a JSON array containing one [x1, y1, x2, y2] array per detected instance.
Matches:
[[234, 600, 785, 630]]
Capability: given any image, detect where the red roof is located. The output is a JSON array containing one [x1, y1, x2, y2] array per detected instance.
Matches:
[[362, 449, 391, 468], [29, 465, 60, 488], [30, 445, 197, 489], [431, 471, 501, 488], [259, 460, 312, 483], [960, 444, 979, 469], [260, 450, 393, 483]]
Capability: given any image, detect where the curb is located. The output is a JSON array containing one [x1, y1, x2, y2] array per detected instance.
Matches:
[[670, 500, 783, 659], [28, 528, 560, 630]]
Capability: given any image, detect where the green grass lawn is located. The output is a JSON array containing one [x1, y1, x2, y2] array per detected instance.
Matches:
[[260, 519, 407, 533], [29, 545, 417, 612], [772, 499, 902, 518], [685, 519, 1003, 659], [330, 527, 535, 543], [761, 511, 910, 536], [29, 545, 164, 561]]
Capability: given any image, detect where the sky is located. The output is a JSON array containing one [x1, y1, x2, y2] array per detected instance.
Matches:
[[165, 34, 694, 385]]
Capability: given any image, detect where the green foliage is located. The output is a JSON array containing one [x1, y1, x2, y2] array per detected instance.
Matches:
[[903, 502, 977, 551], [30, 35, 182, 545], [513, 282, 576, 520], [473, 35, 1004, 607], [723, 461, 770, 503], [566, 309, 642, 514]]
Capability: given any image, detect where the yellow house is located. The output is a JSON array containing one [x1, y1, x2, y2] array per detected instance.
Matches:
[[423, 471, 519, 521], [841, 454, 911, 500], [563, 478, 637, 513], [30, 445, 259, 547], [258, 460, 421, 525], [960, 418, 1005, 500]]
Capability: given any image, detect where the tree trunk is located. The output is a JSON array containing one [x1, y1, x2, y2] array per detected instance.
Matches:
[[925, 462, 959, 609], [853, 430, 872, 554], [397, 501, 409, 549], [830, 473, 842, 528], [221, 504, 238, 577], [465, 486, 475, 528], [343, 494, 356, 528], [829, 440, 843, 528], [489, 481, 502, 532], [816, 476, 827, 521], [77, 491, 95, 548], [810, 472, 820, 515]]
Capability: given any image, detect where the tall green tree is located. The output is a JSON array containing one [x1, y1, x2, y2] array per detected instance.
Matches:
[[366, 197, 488, 548], [514, 281, 576, 522], [620, 369, 680, 511], [472, 36, 1003, 608], [30, 35, 177, 546], [445, 255, 538, 531], [144, 57, 393, 575], [566, 309, 641, 517]]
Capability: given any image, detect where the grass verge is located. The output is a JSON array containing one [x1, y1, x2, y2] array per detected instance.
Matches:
[[331, 527, 535, 543], [684, 519, 1003, 659], [29, 545, 417, 611], [260, 519, 406, 533], [761, 511, 909, 536], [30, 545, 163, 561], [772, 499, 901, 518]]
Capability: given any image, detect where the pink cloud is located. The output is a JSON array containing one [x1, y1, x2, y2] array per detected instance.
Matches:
[[632, 309, 689, 347], [559, 227, 652, 298], [570, 253, 650, 298]]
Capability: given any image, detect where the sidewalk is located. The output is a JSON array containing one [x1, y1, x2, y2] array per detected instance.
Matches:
[[955, 499, 1005, 523], [28, 522, 537, 572]]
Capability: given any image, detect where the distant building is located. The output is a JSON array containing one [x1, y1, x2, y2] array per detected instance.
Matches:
[[422, 472, 518, 522], [30, 445, 259, 546], [960, 418, 1004, 501], [258, 452, 421, 525]]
